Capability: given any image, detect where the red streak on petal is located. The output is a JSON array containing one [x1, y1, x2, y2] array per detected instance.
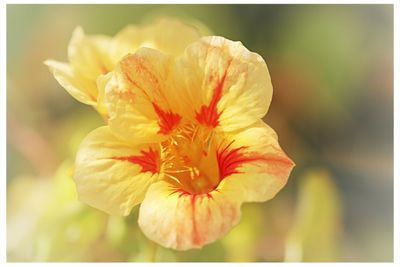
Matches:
[[168, 188, 216, 247], [217, 142, 294, 179], [169, 188, 213, 199], [169, 188, 189, 198], [191, 195, 201, 246], [120, 55, 182, 134], [111, 148, 160, 174], [217, 142, 252, 179], [152, 103, 181, 135], [195, 60, 232, 128]]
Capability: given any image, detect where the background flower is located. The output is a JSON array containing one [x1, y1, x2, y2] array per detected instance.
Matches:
[[44, 17, 207, 117]]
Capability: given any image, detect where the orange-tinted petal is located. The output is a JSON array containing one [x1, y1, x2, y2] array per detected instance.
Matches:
[[138, 181, 241, 250], [105, 48, 182, 144], [170, 36, 273, 132]]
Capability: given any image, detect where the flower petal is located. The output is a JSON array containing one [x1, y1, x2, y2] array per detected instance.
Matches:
[[68, 26, 113, 81], [109, 17, 203, 65], [171, 36, 272, 132], [138, 181, 241, 250], [148, 17, 204, 56], [96, 72, 113, 118], [219, 120, 295, 203], [74, 126, 161, 216], [44, 59, 97, 105], [105, 48, 181, 144]]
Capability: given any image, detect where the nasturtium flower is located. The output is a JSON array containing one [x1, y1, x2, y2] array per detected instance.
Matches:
[[73, 35, 294, 250], [45, 18, 204, 117]]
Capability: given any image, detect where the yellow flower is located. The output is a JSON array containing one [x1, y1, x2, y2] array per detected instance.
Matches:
[[73, 36, 295, 250], [44, 18, 204, 117]]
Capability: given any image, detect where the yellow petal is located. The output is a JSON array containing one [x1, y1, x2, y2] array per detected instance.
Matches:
[[108, 25, 146, 66], [105, 48, 181, 144], [171, 36, 272, 132], [109, 17, 203, 66], [138, 181, 241, 250], [44, 59, 97, 105], [68, 26, 113, 81], [74, 126, 161, 216], [96, 72, 112, 119], [149, 17, 204, 56], [218, 120, 295, 203]]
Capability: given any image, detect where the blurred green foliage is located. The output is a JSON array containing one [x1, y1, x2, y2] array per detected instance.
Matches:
[[7, 4, 393, 262], [285, 169, 341, 261]]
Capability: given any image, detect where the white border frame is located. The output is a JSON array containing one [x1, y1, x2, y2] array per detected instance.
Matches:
[[1, 1, 398, 266]]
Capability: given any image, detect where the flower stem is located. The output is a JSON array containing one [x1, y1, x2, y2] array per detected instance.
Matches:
[[147, 240, 158, 262]]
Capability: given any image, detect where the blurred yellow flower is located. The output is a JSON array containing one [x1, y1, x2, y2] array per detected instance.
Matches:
[[73, 36, 294, 250], [44, 17, 204, 117]]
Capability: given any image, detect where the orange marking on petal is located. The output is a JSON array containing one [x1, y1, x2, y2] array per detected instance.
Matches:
[[120, 54, 163, 102], [129, 55, 161, 90], [255, 153, 295, 178], [109, 89, 136, 103], [99, 61, 109, 75], [257, 154, 294, 167], [195, 60, 232, 128], [111, 148, 160, 174], [121, 67, 152, 101], [152, 103, 181, 135]]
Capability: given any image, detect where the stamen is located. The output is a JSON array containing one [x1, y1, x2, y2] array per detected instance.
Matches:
[[165, 168, 191, 174], [160, 122, 222, 194], [164, 173, 185, 187]]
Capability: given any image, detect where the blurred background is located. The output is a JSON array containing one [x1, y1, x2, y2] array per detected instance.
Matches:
[[6, 4, 393, 262]]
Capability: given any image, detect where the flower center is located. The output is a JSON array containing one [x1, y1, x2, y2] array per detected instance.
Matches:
[[161, 123, 221, 195]]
